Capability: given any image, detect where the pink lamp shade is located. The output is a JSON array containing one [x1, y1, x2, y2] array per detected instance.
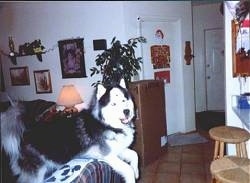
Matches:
[[57, 85, 83, 108]]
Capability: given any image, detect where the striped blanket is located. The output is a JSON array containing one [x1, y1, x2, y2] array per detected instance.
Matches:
[[45, 159, 124, 183]]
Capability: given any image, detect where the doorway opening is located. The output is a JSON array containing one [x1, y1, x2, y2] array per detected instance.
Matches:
[[195, 111, 225, 131]]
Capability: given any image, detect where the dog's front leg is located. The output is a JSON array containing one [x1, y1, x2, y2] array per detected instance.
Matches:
[[118, 148, 139, 179], [104, 155, 136, 183]]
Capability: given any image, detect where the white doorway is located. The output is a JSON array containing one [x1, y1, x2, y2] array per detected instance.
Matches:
[[204, 28, 225, 111]]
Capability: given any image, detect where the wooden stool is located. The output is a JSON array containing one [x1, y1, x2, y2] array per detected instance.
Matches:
[[209, 126, 250, 160], [210, 156, 250, 183]]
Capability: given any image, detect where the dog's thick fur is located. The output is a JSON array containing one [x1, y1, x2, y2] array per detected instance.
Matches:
[[1, 79, 139, 183]]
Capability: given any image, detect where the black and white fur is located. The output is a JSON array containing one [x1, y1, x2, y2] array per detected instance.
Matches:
[[1, 79, 139, 183]]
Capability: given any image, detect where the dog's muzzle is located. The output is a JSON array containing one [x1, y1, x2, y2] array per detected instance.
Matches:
[[120, 109, 132, 124]]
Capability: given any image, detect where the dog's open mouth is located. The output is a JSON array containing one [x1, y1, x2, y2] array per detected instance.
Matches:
[[120, 118, 130, 124]]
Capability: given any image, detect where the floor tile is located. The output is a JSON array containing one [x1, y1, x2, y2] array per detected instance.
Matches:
[[156, 162, 181, 174], [181, 163, 205, 174], [155, 173, 180, 183], [159, 152, 182, 163], [180, 173, 207, 183], [182, 144, 204, 154], [138, 131, 214, 183], [182, 153, 204, 164]]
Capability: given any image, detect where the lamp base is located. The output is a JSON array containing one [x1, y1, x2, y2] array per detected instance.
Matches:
[[63, 106, 78, 118]]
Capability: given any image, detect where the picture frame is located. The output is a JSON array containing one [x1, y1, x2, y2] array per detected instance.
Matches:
[[58, 38, 87, 78], [154, 70, 170, 83], [10, 66, 30, 86], [231, 19, 250, 77], [33, 70, 52, 94]]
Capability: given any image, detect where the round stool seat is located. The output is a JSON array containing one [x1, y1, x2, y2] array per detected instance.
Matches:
[[209, 126, 250, 143], [209, 126, 250, 159], [210, 156, 250, 183]]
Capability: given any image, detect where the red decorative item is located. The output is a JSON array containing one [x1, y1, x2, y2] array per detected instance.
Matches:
[[154, 70, 170, 83], [150, 45, 170, 69]]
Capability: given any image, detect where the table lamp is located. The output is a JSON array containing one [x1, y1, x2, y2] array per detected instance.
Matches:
[[57, 84, 83, 115]]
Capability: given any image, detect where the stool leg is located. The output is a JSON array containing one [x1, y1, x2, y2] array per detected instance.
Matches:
[[240, 142, 247, 158], [219, 141, 224, 158], [211, 177, 219, 183], [214, 141, 219, 160], [211, 178, 215, 183], [236, 143, 241, 157]]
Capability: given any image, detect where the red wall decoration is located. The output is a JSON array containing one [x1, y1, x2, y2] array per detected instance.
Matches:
[[154, 70, 170, 83], [150, 45, 170, 69]]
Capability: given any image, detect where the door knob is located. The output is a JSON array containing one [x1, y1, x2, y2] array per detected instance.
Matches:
[[207, 76, 211, 79]]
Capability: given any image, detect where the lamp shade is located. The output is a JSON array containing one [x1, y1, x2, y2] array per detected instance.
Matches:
[[57, 85, 83, 107]]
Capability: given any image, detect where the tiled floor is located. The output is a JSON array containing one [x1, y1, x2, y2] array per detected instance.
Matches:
[[137, 131, 215, 183]]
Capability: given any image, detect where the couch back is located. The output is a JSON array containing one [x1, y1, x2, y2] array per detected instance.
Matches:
[[0, 99, 56, 128]]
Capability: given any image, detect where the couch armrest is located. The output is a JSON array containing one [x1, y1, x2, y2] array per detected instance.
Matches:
[[45, 159, 124, 183], [75, 160, 124, 183]]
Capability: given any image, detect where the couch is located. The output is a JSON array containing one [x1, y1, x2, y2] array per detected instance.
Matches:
[[0, 99, 124, 183]]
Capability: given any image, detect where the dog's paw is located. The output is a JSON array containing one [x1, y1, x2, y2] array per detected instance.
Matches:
[[103, 130, 116, 140], [134, 167, 139, 179]]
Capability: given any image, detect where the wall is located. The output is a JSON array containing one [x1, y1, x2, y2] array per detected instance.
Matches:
[[0, 1, 194, 135], [0, 1, 126, 105], [224, 2, 250, 156], [122, 1, 195, 134], [192, 3, 224, 112]]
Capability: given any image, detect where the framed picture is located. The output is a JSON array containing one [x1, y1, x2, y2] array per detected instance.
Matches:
[[10, 66, 30, 86], [33, 70, 52, 94], [58, 38, 87, 78], [154, 70, 170, 83]]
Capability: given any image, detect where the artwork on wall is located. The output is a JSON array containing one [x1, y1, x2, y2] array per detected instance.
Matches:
[[150, 29, 171, 69], [93, 39, 107, 50], [154, 70, 170, 83], [33, 70, 52, 94], [232, 19, 250, 77], [58, 38, 87, 78], [10, 66, 30, 86], [151, 45, 171, 69]]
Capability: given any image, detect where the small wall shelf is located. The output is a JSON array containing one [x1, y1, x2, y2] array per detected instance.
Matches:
[[9, 52, 45, 65]]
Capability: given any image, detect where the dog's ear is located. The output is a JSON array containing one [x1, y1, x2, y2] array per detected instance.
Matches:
[[119, 78, 126, 89], [96, 84, 106, 100]]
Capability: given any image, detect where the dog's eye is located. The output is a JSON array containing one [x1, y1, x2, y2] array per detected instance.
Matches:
[[111, 103, 116, 106]]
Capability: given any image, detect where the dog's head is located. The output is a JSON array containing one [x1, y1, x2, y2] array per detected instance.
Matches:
[[93, 79, 136, 128]]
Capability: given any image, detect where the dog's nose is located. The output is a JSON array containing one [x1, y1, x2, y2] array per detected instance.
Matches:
[[123, 109, 130, 116]]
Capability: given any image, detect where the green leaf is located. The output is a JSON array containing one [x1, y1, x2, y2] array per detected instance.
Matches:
[[90, 36, 146, 87], [111, 37, 116, 44]]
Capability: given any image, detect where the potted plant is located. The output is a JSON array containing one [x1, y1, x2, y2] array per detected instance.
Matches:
[[90, 36, 146, 87]]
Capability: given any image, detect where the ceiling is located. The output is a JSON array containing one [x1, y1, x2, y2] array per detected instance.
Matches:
[[191, 1, 223, 6]]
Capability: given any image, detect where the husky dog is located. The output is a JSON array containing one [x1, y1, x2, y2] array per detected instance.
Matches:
[[1, 79, 139, 183]]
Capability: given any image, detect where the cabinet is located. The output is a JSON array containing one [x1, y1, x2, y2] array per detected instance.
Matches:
[[129, 80, 167, 168]]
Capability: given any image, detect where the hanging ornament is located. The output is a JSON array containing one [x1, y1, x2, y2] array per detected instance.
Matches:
[[184, 41, 194, 65], [8, 36, 17, 65], [8, 36, 15, 53]]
